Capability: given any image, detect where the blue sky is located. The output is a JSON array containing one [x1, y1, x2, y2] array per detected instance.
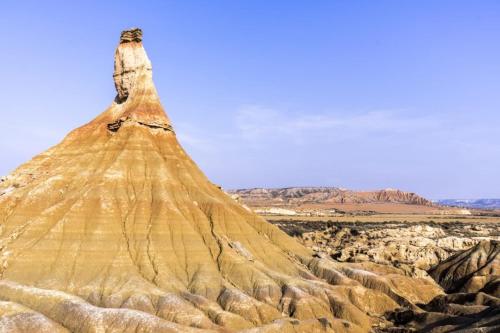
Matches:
[[1, 1, 499, 199]]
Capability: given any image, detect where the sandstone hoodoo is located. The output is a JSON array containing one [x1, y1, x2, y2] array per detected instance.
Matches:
[[0, 29, 443, 332]]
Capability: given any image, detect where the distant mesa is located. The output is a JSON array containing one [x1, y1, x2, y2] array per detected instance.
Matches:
[[228, 186, 443, 215], [229, 186, 434, 205]]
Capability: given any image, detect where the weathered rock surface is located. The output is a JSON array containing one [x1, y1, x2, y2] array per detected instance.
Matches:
[[229, 187, 435, 207], [0, 29, 445, 332], [429, 240, 499, 295], [114, 28, 151, 103], [271, 219, 500, 332], [388, 298, 500, 333], [384, 241, 500, 332], [273, 221, 499, 278], [228, 187, 459, 215]]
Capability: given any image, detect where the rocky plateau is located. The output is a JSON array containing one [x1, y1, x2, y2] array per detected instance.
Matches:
[[228, 187, 471, 215], [230, 187, 434, 207]]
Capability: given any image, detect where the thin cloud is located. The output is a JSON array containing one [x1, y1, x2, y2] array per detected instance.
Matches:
[[175, 105, 499, 199], [176, 105, 444, 154], [235, 105, 440, 142]]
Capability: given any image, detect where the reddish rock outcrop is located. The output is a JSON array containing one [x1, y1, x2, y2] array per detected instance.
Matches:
[[229, 187, 434, 207]]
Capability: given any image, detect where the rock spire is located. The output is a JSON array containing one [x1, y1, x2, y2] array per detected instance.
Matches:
[[108, 28, 171, 132], [113, 28, 152, 103]]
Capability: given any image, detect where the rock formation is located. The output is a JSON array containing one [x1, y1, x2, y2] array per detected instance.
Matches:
[[389, 295, 500, 333], [114, 28, 151, 104], [229, 187, 434, 206], [429, 240, 499, 294], [273, 220, 499, 279], [0, 29, 445, 332], [386, 240, 500, 332], [228, 187, 439, 214]]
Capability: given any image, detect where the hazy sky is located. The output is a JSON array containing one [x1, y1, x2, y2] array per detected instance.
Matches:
[[1, 1, 499, 199]]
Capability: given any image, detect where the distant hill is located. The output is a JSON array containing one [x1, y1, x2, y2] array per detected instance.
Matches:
[[228, 187, 435, 207], [437, 198, 500, 209]]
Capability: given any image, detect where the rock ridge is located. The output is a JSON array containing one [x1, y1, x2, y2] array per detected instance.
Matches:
[[229, 187, 434, 207]]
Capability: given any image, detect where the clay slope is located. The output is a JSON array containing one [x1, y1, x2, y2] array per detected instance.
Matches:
[[0, 29, 442, 333], [390, 293, 500, 333], [429, 240, 499, 295], [229, 187, 434, 207], [388, 241, 500, 332]]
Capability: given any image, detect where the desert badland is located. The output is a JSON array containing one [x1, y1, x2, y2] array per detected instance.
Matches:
[[0, 28, 498, 333]]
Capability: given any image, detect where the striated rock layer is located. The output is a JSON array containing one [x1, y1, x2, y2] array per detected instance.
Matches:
[[429, 240, 499, 295], [275, 221, 499, 277], [228, 187, 442, 214], [229, 187, 435, 207], [387, 241, 500, 332], [0, 29, 442, 332]]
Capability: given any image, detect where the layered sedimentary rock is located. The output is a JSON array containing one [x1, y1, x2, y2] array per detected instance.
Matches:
[[229, 187, 435, 206], [0, 29, 443, 332], [389, 294, 500, 333], [229, 187, 445, 214], [113, 28, 151, 103], [387, 240, 500, 332], [275, 221, 498, 276], [429, 240, 499, 294]]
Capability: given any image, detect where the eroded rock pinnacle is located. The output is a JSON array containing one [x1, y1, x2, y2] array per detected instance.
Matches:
[[120, 28, 143, 43], [113, 28, 152, 103]]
